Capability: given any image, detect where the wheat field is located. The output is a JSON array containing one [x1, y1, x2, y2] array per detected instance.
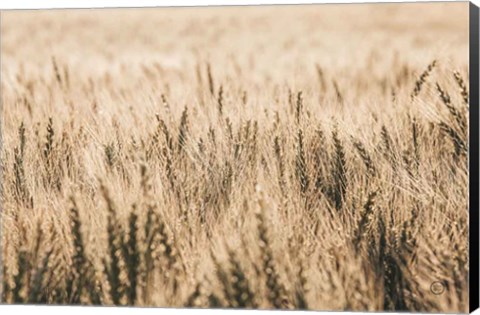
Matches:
[[0, 2, 470, 312]]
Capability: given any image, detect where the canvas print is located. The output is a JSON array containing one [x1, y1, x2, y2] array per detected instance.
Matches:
[[0, 2, 476, 313]]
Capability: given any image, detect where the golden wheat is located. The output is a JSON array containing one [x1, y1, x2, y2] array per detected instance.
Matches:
[[0, 3, 470, 312]]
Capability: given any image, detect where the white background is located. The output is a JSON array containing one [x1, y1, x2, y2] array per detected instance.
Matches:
[[0, 0, 478, 315], [1, 0, 480, 9]]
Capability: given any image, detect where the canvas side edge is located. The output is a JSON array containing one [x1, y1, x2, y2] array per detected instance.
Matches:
[[469, 1, 480, 313]]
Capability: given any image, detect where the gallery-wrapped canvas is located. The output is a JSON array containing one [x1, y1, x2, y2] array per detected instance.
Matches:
[[1, 1, 479, 313]]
